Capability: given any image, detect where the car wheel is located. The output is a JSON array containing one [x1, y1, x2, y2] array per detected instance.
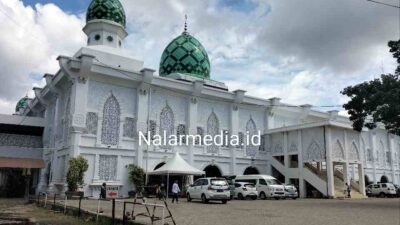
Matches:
[[251, 196, 257, 200], [379, 192, 386, 198], [292, 197, 297, 200], [274, 197, 280, 200], [221, 200, 227, 204], [201, 194, 208, 203], [187, 193, 192, 202], [260, 192, 266, 200], [230, 195, 233, 200], [238, 193, 244, 200]]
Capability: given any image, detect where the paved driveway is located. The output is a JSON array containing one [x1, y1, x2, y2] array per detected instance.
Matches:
[[65, 198, 400, 225]]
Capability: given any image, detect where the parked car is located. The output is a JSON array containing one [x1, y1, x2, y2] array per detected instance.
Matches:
[[233, 182, 258, 200], [367, 183, 397, 197], [393, 184, 400, 197], [235, 175, 286, 200], [187, 178, 230, 204], [284, 184, 298, 199]]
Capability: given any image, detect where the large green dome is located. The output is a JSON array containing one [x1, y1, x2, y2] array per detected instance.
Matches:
[[86, 0, 126, 28], [159, 33, 211, 79], [16, 96, 29, 113]]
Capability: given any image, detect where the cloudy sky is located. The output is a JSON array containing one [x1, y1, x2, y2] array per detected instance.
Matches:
[[0, 0, 398, 114]]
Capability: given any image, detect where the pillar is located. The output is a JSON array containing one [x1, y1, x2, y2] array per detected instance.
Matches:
[[325, 126, 335, 198], [283, 132, 290, 184], [298, 130, 306, 198], [358, 163, 366, 196], [230, 104, 239, 175]]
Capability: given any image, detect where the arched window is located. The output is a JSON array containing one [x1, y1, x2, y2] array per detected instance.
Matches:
[[160, 105, 174, 148], [101, 94, 120, 145], [332, 140, 345, 159], [207, 112, 219, 154], [246, 118, 257, 157]]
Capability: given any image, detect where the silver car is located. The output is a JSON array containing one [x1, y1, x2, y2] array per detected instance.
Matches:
[[284, 184, 298, 199]]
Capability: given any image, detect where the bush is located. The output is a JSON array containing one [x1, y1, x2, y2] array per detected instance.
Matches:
[[127, 164, 145, 193], [66, 156, 89, 192]]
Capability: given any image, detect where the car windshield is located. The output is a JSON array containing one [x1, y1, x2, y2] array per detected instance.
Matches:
[[211, 179, 227, 186], [244, 184, 255, 188], [267, 179, 282, 185]]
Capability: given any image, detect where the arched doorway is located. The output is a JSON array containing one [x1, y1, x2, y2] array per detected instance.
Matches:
[[204, 165, 222, 177], [380, 175, 389, 183], [364, 175, 371, 186], [243, 166, 260, 175], [148, 162, 166, 186]]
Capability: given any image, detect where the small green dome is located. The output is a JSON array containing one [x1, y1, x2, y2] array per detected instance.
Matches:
[[86, 0, 126, 28], [16, 96, 29, 113], [159, 33, 211, 79]]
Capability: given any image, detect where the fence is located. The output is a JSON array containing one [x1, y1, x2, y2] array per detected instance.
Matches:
[[34, 193, 176, 225]]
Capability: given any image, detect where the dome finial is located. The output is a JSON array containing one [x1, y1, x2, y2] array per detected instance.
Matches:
[[183, 14, 188, 35]]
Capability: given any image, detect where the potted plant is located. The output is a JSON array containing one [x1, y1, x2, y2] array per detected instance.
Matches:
[[127, 164, 145, 198], [66, 156, 88, 198]]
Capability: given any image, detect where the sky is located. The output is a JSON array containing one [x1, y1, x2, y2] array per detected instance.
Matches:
[[0, 0, 398, 115]]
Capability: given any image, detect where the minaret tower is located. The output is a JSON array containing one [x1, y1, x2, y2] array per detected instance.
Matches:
[[83, 0, 128, 49]]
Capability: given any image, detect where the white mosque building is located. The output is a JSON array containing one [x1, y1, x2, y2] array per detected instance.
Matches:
[[8, 0, 400, 198]]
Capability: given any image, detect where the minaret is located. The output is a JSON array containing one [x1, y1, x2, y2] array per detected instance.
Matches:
[[83, 0, 128, 49]]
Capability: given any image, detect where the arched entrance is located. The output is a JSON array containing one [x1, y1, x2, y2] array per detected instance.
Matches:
[[364, 175, 371, 186], [243, 166, 260, 175], [148, 162, 166, 186], [204, 165, 222, 177], [380, 175, 389, 183]]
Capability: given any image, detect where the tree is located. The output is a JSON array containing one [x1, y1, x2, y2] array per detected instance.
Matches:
[[127, 164, 145, 193], [342, 41, 400, 135], [66, 156, 89, 192]]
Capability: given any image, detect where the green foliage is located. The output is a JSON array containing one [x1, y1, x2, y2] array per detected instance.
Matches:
[[66, 156, 89, 192], [127, 164, 145, 193], [388, 40, 400, 75], [342, 74, 400, 135]]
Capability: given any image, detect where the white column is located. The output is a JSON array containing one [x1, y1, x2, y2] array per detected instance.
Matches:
[[136, 89, 149, 168], [388, 135, 396, 183], [187, 97, 198, 166], [325, 126, 335, 198], [70, 78, 89, 157], [370, 132, 377, 183], [283, 132, 290, 184], [358, 163, 366, 196], [343, 130, 349, 185], [298, 130, 306, 198], [230, 104, 239, 175], [93, 154, 100, 181]]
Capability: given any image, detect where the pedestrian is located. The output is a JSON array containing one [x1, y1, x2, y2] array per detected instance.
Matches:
[[155, 184, 161, 200], [345, 182, 351, 198], [160, 183, 166, 200], [100, 182, 107, 199], [171, 180, 180, 203]]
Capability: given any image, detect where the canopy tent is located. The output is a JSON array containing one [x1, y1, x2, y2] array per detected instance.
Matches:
[[148, 152, 205, 176], [147, 152, 205, 198]]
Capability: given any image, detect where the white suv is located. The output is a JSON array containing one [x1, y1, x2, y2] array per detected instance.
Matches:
[[187, 178, 230, 204], [367, 183, 397, 197], [233, 182, 258, 200]]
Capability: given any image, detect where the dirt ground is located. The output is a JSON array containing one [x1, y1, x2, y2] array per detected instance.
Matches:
[[0, 198, 95, 225]]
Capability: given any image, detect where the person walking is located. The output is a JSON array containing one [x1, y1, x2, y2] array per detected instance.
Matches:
[[345, 182, 351, 198], [160, 183, 166, 200], [100, 182, 107, 199], [171, 180, 180, 203]]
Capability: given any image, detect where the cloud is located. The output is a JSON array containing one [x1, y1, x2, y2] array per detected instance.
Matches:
[[0, 0, 85, 114], [0, 0, 397, 115]]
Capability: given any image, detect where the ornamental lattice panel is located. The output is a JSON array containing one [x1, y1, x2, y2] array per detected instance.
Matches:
[[85, 112, 98, 135], [159, 105, 174, 149], [99, 155, 117, 181], [123, 117, 136, 138], [101, 95, 120, 146], [246, 118, 257, 157], [207, 112, 219, 154]]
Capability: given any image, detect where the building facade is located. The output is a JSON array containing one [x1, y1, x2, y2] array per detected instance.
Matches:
[[11, 0, 400, 198]]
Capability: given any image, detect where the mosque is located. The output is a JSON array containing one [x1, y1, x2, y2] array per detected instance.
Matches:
[[1, 0, 399, 198]]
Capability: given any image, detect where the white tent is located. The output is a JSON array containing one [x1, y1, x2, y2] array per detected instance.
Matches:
[[148, 152, 205, 176], [147, 152, 205, 198]]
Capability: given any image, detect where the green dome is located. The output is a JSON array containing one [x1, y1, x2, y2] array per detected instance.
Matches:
[[16, 96, 29, 113], [86, 0, 126, 28], [159, 33, 211, 79]]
